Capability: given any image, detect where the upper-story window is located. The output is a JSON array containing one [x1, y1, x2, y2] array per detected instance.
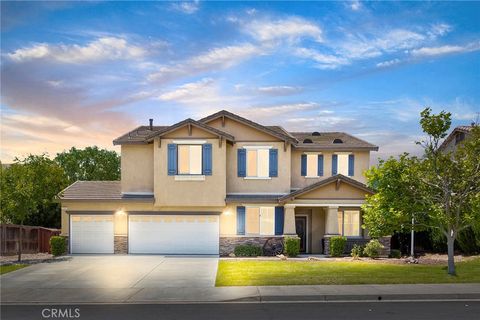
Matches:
[[167, 141, 212, 177], [178, 145, 202, 175], [332, 153, 354, 176], [237, 146, 278, 178], [247, 149, 269, 178], [301, 153, 324, 178]]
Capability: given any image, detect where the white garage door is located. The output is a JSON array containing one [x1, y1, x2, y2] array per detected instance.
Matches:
[[128, 215, 219, 254], [70, 215, 114, 254]]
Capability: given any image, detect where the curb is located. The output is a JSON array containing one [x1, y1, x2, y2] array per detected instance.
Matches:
[[258, 293, 480, 302]]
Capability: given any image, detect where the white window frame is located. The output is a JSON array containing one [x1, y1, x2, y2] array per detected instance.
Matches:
[[245, 206, 275, 236], [244, 146, 271, 180]]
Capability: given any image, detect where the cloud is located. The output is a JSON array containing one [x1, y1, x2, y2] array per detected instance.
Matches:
[[349, 1, 362, 11], [148, 43, 265, 83], [256, 85, 303, 95], [170, 1, 200, 14], [243, 16, 323, 43], [411, 42, 480, 57], [294, 47, 350, 69], [428, 23, 452, 38], [7, 37, 147, 64], [376, 58, 401, 68], [156, 78, 222, 104]]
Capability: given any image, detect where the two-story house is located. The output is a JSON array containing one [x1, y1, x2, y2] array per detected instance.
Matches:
[[59, 110, 386, 255]]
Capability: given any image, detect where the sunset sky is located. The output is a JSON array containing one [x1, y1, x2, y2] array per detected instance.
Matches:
[[1, 1, 479, 163]]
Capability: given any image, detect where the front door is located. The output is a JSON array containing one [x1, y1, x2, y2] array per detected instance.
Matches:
[[295, 216, 307, 253]]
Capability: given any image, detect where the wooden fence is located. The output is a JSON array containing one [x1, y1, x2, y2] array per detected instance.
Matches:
[[0, 224, 61, 255]]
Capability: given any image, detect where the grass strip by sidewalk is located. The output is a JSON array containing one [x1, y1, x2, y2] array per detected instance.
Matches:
[[0, 264, 28, 275], [216, 258, 480, 286]]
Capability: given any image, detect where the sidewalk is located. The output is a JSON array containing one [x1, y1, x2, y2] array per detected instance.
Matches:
[[2, 283, 480, 304]]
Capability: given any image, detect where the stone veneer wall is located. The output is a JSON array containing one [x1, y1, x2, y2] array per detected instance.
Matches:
[[219, 236, 284, 256], [323, 236, 391, 257], [114, 236, 128, 254]]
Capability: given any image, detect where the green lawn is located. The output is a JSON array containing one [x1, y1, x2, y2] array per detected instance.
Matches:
[[0, 264, 28, 275], [216, 258, 480, 286]]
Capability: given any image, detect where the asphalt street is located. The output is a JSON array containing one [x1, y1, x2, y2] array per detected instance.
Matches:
[[2, 300, 479, 320]]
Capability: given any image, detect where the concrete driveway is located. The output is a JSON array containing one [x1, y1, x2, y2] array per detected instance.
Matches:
[[1, 255, 224, 303]]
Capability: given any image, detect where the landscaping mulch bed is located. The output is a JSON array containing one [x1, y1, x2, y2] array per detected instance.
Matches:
[[0, 253, 70, 266]]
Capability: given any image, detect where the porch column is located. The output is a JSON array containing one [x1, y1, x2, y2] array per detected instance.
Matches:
[[324, 206, 340, 235], [283, 204, 296, 235]]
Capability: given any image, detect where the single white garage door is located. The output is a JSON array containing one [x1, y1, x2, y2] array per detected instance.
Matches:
[[70, 215, 114, 254], [128, 215, 219, 254]]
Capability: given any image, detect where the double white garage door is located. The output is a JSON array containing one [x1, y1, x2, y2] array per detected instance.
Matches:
[[70, 214, 219, 254]]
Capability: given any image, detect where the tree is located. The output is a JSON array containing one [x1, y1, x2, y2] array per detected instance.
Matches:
[[363, 108, 480, 275], [0, 155, 68, 261], [55, 146, 120, 183]]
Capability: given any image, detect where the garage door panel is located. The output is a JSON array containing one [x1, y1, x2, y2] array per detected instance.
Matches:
[[129, 215, 219, 254], [71, 215, 114, 254]]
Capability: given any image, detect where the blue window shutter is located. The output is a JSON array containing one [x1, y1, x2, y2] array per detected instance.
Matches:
[[236, 206, 245, 235], [348, 154, 355, 176], [237, 149, 246, 177], [301, 154, 307, 176], [275, 206, 284, 235], [202, 143, 212, 175], [332, 154, 338, 175], [317, 154, 324, 176], [269, 149, 278, 177], [167, 144, 177, 175]]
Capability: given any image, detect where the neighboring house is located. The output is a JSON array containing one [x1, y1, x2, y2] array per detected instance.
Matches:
[[58, 110, 388, 255], [439, 124, 475, 153]]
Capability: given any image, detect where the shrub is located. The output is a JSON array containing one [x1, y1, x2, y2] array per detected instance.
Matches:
[[350, 244, 363, 259], [364, 239, 384, 258], [234, 244, 262, 257], [329, 236, 347, 257], [50, 236, 67, 257], [389, 249, 401, 259], [284, 237, 300, 257]]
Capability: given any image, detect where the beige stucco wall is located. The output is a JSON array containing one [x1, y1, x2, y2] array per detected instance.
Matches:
[[291, 150, 370, 188], [153, 126, 226, 207], [310, 207, 325, 253], [226, 142, 291, 194], [121, 144, 154, 193], [297, 181, 371, 200]]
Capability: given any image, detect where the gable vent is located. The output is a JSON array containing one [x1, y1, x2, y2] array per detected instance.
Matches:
[[303, 138, 313, 143], [312, 132, 321, 136], [333, 138, 343, 144]]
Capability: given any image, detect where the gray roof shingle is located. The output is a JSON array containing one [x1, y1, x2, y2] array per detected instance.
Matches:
[[59, 181, 154, 201], [290, 132, 378, 150]]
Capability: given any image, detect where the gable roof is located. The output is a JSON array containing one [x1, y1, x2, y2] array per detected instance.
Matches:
[[113, 110, 378, 149], [280, 174, 374, 202], [439, 125, 475, 151], [199, 110, 298, 144], [291, 132, 379, 151], [113, 126, 169, 145], [144, 118, 234, 142]]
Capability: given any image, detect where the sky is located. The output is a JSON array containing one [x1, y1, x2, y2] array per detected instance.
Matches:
[[1, 1, 479, 163]]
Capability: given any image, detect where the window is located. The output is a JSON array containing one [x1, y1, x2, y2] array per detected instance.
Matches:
[[337, 209, 361, 237], [337, 153, 349, 176], [306, 154, 318, 177], [178, 145, 202, 175], [245, 207, 275, 235], [246, 149, 269, 178]]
